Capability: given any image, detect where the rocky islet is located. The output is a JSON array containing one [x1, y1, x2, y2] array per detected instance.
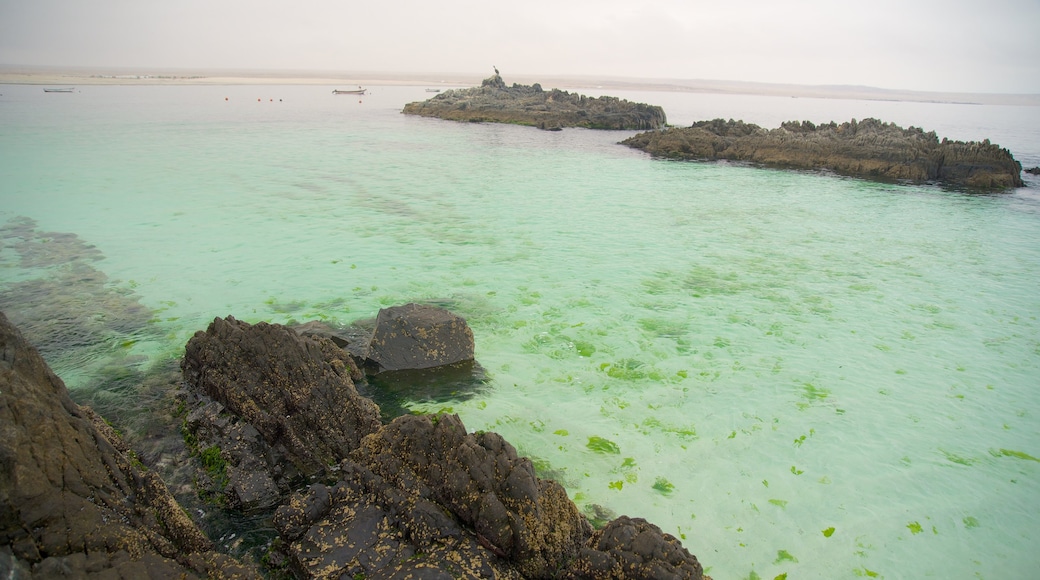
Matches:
[[404, 77, 1025, 190]]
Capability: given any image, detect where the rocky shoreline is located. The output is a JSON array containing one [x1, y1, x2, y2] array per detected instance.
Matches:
[[622, 117, 1024, 190], [0, 308, 710, 579], [402, 74, 667, 131]]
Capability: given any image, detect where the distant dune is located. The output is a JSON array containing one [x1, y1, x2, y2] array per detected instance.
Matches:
[[1, 65, 1037, 107]]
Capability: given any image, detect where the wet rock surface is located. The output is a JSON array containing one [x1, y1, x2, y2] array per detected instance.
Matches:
[[182, 315, 383, 476], [403, 74, 667, 131], [0, 311, 258, 578], [622, 117, 1025, 190], [366, 302, 476, 373]]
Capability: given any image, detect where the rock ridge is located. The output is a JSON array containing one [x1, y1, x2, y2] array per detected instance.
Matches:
[[403, 74, 667, 131], [622, 117, 1024, 190]]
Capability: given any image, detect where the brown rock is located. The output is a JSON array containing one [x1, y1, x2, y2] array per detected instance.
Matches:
[[0, 311, 257, 578], [181, 315, 383, 475], [366, 303, 476, 373], [623, 117, 1024, 190]]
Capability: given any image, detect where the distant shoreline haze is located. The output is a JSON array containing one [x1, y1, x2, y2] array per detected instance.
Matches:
[[1, 65, 1038, 107]]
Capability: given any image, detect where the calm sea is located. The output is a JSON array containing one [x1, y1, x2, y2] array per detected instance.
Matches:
[[2, 83, 1039, 579]]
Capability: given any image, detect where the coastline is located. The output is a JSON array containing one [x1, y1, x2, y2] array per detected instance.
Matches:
[[3, 66, 1039, 107]]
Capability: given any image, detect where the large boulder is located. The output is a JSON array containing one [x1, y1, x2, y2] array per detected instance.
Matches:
[[0, 311, 256, 578], [365, 303, 476, 373], [622, 117, 1024, 190], [181, 316, 383, 494]]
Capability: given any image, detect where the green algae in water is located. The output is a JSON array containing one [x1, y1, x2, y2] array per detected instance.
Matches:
[[822, 527, 836, 537], [652, 477, 675, 495], [587, 436, 620, 454], [774, 549, 798, 564], [768, 499, 788, 508], [989, 448, 1040, 462], [907, 521, 923, 535]]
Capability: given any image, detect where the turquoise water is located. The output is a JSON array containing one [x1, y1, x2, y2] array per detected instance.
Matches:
[[2, 83, 1039, 578]]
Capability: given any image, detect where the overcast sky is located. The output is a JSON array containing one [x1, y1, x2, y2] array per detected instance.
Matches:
[[2, 0, 1038, 94]]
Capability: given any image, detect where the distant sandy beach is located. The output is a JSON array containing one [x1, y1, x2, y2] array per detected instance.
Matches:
[[2, 66, 1037, 107]]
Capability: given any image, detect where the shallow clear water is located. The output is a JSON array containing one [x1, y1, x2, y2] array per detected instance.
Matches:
[[2, 83, 1039, 579]]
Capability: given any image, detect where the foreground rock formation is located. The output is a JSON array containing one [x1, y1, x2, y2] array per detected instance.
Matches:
[[622, 117, 1024, 190], [0, 311, 258, 578], [403, 74, 667, 131], [2, 305, 710, 578]]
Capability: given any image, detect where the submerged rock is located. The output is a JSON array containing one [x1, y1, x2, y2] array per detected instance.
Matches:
[[622, 117, 1025, 190], [403, 74, 667, 130], [0, 311, 257, 578]]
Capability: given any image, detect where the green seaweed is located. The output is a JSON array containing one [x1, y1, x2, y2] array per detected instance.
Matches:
[[962, 516, 980, 529], [768, 499, 787, 508], [652, 477, 675, 495], [822, 527, 836, 537], [774, 550, 798, 564], [939, 449, 975, 466], [587, 436, 620, 454], [990, 448, 1040, 462], [907, 521, 923, 534]]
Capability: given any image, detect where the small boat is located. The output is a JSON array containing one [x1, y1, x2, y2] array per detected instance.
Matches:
[[333, 87, 366, 95], [43, 88, 74, 93], [425, 88, 441, 93]]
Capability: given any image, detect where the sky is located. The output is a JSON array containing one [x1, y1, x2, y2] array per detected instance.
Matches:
[[1, 0, 1038, 94]]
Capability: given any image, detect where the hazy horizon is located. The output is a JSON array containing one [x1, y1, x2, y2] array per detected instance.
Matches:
[[2, 0, 1039, 95]]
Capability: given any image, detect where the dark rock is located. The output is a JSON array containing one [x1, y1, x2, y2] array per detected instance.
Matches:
[[273, 462, 524, 579], [346, 413, 593, 578], [366, 303, 476, 373], [622, 117, 1024, 190], [563, 516, 705, 579], [181, 315, 383, 478], [403, 74, 667, 130], [1025, 166, 1040, 175], [0, 311, 258, 578]]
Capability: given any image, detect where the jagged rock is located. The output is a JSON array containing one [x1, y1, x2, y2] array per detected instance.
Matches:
[[403, 74, 667, 130], [0, 311, 258, 578], [273, 461, 525, 579], [181, 316, 382, 478], [366, 303, 476, 373], [563, 516, 705, 579], [622, 117, 1024, 190], [273, 412, 708, 579], [1025, 166, 1040, 175], [349, 413, 593, 578]]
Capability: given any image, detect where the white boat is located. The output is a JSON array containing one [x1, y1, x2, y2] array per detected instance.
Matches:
[[43, 88, 74, 93], [333, 88, 366, 95], [426, 88, 441, 93]]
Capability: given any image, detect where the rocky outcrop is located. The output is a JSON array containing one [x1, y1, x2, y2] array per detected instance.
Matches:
[[180, 316, 383, 509], [0, 311, 257, 578], [184, 315, 708, 579], [403, 74, 667, 131], [622, 117, 1024, 190], [4, 309, 709, 578]]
